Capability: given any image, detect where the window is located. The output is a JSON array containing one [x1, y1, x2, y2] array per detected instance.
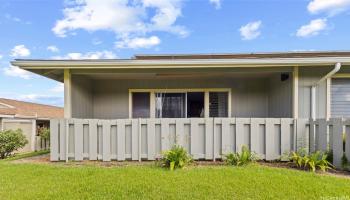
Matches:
[[132, 92, 150, 118], [155, 93, 186, 118], [209, 92, 228, 117], [130, 89, 230, 118]]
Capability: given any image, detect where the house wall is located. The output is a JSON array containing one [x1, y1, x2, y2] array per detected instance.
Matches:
[[71, 75, 93, 118], [298, 66, 333, 119], [82, 75, 293, 119], [268, 73, 292, 117]]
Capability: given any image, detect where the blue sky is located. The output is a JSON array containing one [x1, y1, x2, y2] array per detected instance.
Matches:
[[0, 0, 350, 107]]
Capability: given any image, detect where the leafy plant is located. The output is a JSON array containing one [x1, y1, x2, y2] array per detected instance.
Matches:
[[159, 145, 192, 170], [341, 153, 349, 170], [0, 129, 28, 159], [290, 150, 333, 172], [325, 150, 333, 163], [37, 127, 50, 140], [224, 146, 258, 166]]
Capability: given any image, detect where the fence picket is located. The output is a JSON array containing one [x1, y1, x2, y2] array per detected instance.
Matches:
[[332, 118, 343, 168], [131, 119, 139, 161], [89, 119, 98, 160], [50, 119, 59, 161], [317, 119, 328, 151], [205, 118, 214, 159], [74, 119, 83, 161], [59, 119, 66, 161], [147, 119, 156, 160], [102, 120, 111, 161], [235, 118, 244, 153], [281, 118, 292, 155], [117, 120, 125, 161]]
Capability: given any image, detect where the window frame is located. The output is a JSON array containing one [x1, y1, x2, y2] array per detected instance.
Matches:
[[129, 88, 231, 118]]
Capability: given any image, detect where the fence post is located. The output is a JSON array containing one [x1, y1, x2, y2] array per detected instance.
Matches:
[[332, 118, 343, 168]]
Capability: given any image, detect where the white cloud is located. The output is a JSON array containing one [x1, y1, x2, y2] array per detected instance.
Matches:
[[0, 54, 3, 59], [52, 50, 117, 59], [308, 0, 350, 16], [239, 21, 262, 40], [116, 36, 161, 49], [10, 45, 31, 57], [50, 83, 64, 93], [3, 65, 32, 79], [5, 14, 21, 22], [296, 18, 327, 37], [52, 0, 187, 48], [47, 45, 59, 53], [209, 0, 221, 9]]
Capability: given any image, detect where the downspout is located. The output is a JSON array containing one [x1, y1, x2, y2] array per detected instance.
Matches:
[[311, 62, 341, 120]]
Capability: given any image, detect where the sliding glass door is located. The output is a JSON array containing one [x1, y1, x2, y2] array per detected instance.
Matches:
[[155, 93, 186, 118]]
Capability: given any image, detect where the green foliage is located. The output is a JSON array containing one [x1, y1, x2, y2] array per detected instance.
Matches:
[[224, 146, 258, 166], [325, 150, 333, 163], [0, 129, 28, 159], [290, 150, 333, 172], [159, 145, 192, 170], [341, 153, 349, 170], [38, 127, 50, 140]]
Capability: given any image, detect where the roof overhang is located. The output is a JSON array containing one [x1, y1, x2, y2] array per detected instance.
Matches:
[[11, 55, 350, 82], [11, 57, 350, 69]]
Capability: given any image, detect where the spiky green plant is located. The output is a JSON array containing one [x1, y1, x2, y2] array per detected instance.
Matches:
[[159, 145, 192, 170], [224, 146, 258, 166]]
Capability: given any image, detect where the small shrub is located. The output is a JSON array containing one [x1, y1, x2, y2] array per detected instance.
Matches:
[[325, 150, 333, 163], [341, 153, 349, 170], [290, 150, 333, 172], [224, 146, 258, 166], [0, 129, 28, 159], [159, 145, 192, 170], [38, 127, 50, 140]]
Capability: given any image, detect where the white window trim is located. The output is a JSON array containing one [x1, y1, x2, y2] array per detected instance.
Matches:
[[129, 88, 232, 118]]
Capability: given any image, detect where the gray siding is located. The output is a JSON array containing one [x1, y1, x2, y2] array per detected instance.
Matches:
[[268, 73, 292, 117], [71, 75, 93, 118], [92, 78, 272, 119], [298, 66, 332, 119], [70, 72, 294, 119]]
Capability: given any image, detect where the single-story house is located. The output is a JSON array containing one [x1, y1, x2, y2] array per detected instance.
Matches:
[[10, 51, 350, 165], [0, 98, 63, 152]]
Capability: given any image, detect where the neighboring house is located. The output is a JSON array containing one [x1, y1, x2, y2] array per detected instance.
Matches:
[[10, 51, 350, 165], [0, 98, 63, 152]]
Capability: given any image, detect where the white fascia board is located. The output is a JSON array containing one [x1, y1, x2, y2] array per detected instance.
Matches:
[[11, 57, 350, 69]]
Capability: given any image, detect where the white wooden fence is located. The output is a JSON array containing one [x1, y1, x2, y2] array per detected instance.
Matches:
[[310, 118, 350, 168], [51, 118, 311, 162]]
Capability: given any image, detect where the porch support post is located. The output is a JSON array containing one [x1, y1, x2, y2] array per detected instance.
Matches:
[[204, 91, 210, 118], [64, 69, 72, 118], [293, 66, 299, 118]]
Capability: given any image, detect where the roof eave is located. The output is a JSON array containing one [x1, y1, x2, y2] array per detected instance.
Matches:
[[11, 57, 350, 70]]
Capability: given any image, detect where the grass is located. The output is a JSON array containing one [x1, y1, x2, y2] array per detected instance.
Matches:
[[0, 159, 350, 200]]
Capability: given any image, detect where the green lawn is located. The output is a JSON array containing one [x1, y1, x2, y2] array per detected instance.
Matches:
[[0, 160, 350, 200]]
